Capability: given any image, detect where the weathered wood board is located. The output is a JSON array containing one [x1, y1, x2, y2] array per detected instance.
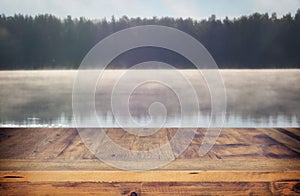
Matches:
[[0, 128, 299, 195]]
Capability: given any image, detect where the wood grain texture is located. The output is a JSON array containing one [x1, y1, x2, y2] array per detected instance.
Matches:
[[0, 128, 299, 195], [141, 182, 272, 196], [1, 170, 300, 183], [271, 181, 300, 195], [1, 158, 299, 171], [1, 181, 299, 195], [258, 128, 300, 154], [0, 128, 299, 161], [0, 182, 141, 196], [0, 182, 273, 196]]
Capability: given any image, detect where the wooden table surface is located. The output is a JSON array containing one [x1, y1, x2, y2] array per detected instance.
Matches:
[[0, 128, 299, 195]]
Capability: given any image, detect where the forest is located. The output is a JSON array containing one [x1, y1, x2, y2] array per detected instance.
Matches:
[[0, 10, 300, 69]]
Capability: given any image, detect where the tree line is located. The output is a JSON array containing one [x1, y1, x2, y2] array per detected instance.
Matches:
[[0, 11, 300, 69]]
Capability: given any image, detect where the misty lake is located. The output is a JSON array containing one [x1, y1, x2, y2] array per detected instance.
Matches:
[[0, 69, 299, 128]]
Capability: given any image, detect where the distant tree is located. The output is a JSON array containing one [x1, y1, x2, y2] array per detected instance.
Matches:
[[0, 12, 299, 69]]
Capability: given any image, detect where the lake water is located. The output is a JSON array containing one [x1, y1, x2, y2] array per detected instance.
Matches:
[[0, 69, 299, 128]]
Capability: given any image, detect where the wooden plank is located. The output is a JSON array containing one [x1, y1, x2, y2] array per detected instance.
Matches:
[[141, 182, 272, 196], [1, 158, 300, 171], [164, 158, 300, 170], [278, 128, 300, 141], [285, 128, 300, 138], [258, 128, 300, 154], [271, 181, 300, 195], [0, 181, 277, 196], [0, 170, 299, 183], [0, 128, 299, 195], [0, 128, 299, 171], [0, 128, 94, 160], [0, 182, 141, 196], [1, 128, 300, 160]]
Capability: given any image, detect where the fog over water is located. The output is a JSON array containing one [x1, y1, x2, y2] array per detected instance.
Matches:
[[0, 69, 299, 127]]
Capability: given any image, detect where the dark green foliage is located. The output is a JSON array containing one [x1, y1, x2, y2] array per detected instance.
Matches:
[[0, 11, 299, 69]]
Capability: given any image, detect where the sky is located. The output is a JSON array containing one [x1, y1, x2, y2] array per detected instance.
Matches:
[[0, 0, 300, 20]]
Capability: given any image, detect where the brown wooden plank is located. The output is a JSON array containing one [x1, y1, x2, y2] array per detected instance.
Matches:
[[141, 182, 272, 196], [271, 181, 300, 195], [0, 128, 299, 195], [1, 158, 300, 171], [0, 128, 300, 171], [278, 128, 300, 141], [1, 128, 300, 160], [285, 128, 300, 138], [0, 170, 299, 183], [0, 128, 90, 160], [0, 182, 141, 196], [258, 128, 300, 154], [0, 181, 279, 196]]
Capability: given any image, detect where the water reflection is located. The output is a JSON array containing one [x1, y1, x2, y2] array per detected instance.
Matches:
[[0, 70, 299, 128], [0, 112, 298, 128]]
